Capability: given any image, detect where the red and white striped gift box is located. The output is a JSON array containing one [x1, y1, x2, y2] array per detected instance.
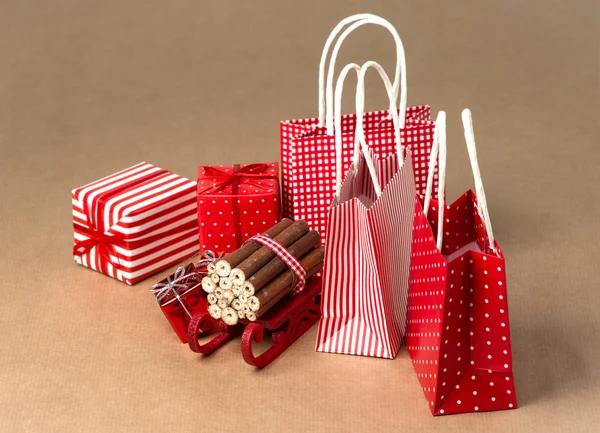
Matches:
[[72, 162, 199, 285]]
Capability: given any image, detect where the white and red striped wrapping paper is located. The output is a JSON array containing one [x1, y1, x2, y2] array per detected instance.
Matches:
[[316, 150, 415, 359], [72, 162, 199, 285]]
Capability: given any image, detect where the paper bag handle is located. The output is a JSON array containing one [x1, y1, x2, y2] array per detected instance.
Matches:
[[334, 61, 401, 198], [423, 109, 497, 254], [318, 14, 407, 134], [462, 108, 497, 254], [423, 111, 447, 251], [333, 62, 362, 197]]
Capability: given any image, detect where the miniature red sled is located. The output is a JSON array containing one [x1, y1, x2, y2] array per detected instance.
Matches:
[[187, 277, 322, 367]]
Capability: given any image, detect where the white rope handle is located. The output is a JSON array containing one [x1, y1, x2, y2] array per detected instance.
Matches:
[[354, 61, 402, 197], [319, 14, 395, 128], [353, 59, 403, 169], [334, 62, 362, 197], [462, 109, 497, 254], [333, 61, 400, 198], [318, 14, 407, 134], [423, 110, 497, 254], [423, 111, 447, 251]]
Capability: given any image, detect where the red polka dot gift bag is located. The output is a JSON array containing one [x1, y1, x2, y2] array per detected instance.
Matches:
[[315, 61, 416, 359], [405, 110, 516, 415], [280, 14, 436, 245], [197, 163, 281, 254]]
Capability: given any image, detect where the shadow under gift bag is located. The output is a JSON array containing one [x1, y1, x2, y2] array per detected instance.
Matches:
[[280, 13, 435, 244], [406, 110, 516, 415], [315, 61, 416, 359]]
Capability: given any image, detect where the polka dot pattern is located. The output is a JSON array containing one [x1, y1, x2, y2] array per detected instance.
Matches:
[[406, 193, 516, 415], [197, 163, 281, 253], [280, 106, 435, 245]]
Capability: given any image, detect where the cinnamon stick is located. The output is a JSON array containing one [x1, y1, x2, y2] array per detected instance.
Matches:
[[221, 307, 239, 326], [201, 276, 216, 293], [229, 220, 310, 286], [214, 218, 293, 276], [251, 247, 325, 319], [222, 290, 234, 304], [242, 282, 255, 297], [218, 277, 232, 290], [244, 230, 321, 295], [231, 299, 243, 311], [254, 262, 323, 319], [208, 304, 222, 319], [207, 262, 217, 275]]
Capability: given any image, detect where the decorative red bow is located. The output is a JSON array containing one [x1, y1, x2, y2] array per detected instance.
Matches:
[[73, 227, 128, 272], [200, 163, 276, 194]]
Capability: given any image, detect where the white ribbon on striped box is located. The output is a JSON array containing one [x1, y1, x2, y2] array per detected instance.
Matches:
[[315, 60, 416, 359], [72, 162, 199, 285]]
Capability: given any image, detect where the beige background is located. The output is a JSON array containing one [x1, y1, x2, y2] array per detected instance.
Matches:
[[1, 1, 599, 432]]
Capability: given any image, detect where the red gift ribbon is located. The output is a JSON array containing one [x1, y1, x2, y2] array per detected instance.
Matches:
[[73, 187, 129, 271], [73, 228, 128, 271], [199, 163, 277, 248]]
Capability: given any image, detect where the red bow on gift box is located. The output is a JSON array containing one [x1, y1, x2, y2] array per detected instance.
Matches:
[[201, 163, 276, 193], [73, 224, 128, 271], [199, 163, 278, 247]]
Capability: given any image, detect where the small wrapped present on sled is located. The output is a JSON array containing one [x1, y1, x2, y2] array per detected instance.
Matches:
[[150, 251, 221, 343]]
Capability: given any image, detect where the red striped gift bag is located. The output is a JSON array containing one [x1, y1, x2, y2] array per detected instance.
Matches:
[[315, 61, 415, 359], [406, 110, 516, 415], [72, 162, 199, 285], [280, 13, 435, 245]]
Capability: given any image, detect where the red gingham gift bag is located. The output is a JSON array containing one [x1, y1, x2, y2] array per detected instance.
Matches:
[[280, 13, 436, 244], [315, 61, 415, 359], [405, 110, 516, 415]]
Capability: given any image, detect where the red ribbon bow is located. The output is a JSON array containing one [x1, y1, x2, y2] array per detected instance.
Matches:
[[199, 163, 277, 248], [201, 163, 276, 194], [73, 187, 130, 272], [73, 227, 127, 272]]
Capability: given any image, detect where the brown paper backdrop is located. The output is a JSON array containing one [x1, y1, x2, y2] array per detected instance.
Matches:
[[1, 1, 598, 431]]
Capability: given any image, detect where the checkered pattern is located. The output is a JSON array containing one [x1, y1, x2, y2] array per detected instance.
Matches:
[[280, 106, 436, 244], [249, 234, 307, 295]]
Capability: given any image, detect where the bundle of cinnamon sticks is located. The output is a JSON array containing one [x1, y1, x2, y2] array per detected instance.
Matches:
[[201, 218, 324, 325]]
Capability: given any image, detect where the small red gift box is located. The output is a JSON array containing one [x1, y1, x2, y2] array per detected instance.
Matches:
[[197, 163, 281, 253], [151, 262, 208, 343]]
